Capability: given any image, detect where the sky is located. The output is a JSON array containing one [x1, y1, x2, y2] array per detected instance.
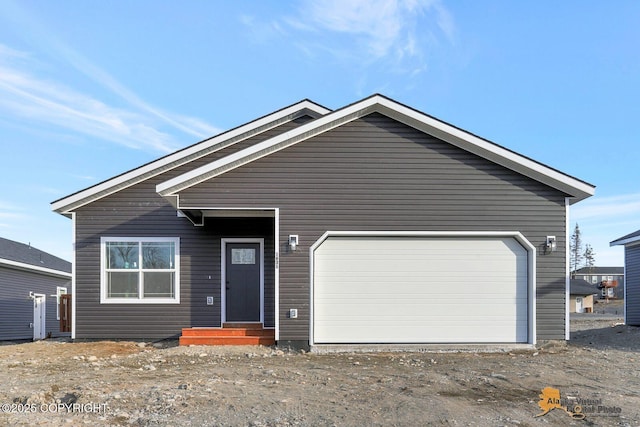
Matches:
[[0, 0, 638, 266]]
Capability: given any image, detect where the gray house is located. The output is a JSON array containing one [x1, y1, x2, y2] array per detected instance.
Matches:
[[0, 237, 71, 340], [52, 94, 595, 348], [610, 230, 640, 326], [573, 266, 624, 299]]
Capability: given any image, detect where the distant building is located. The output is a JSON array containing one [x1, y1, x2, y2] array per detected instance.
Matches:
[[0, 237, 71, 340], [569, 279, 598, 313], [572, 266, 624, 299]]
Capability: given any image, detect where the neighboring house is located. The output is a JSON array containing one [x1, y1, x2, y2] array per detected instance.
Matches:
[[569, 279, 597, 313], [51, 94, 595, 349], [0, 237, 72, 340], [610, 230, 640, 326], [573, 266, 624, 299]]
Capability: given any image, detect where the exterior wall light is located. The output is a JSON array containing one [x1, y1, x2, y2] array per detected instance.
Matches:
[[289, 235, 299, 251], [545, 236, 557, 253]]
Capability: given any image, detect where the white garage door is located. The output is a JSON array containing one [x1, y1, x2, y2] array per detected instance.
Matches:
[[312, 235, 529, 344]]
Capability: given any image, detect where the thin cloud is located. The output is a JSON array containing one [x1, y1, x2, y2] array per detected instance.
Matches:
[[279, 0, 455, 70], [52, 43, 220, 140], [0, 61, 176, 153], [571, 192, 640, 222], [1, 2, 220, 143], [0, 44, 219, 153], [68, 173, 97, 181], [0, 201, 26, 223]]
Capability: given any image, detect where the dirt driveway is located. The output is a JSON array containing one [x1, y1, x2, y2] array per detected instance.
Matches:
[[0, 314, 638, 426]]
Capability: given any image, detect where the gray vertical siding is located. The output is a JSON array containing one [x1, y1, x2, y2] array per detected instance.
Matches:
[[625, 245, 640, 326], [0, 266, 70, 340], [178, 113, 570, 341]]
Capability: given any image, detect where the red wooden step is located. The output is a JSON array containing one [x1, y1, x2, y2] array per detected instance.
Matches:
[[179, 335, 275, 346], [179, 324, 275, 346], [181, 327, 274, 337]]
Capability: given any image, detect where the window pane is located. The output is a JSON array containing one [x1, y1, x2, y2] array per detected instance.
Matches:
[[107, 242, 139, 269], [142, 242, 175, 269], [107, 272, 139, 298], [231, 248, 255, 264], [143, 272, 175, 298]]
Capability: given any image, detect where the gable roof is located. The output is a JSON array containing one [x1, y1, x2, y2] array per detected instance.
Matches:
[[574, 266, 624, 275], [52, 99, 331, 215], [570, 279, 598, 295], [156, 94, 595, 204], [610, 229, 640, 247], [0, 237, 71, 277]]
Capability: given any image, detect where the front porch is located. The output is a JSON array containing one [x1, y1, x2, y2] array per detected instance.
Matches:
[[180, 213, 278, 345], [179, 323, 275, 346]]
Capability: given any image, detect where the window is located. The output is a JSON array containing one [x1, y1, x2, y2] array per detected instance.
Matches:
[[55, 286, 67, 320], [101, 237, 179, 303]]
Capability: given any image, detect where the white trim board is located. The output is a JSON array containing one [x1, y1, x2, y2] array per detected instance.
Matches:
[[221, 238, 265, 325], [0, 257, 71, 278], [71, 212, 77, 339], [52, 100, 330, 215], [610, 233, 640, 247], [157, 94, 594, 204], [565, 198, 571, 340]]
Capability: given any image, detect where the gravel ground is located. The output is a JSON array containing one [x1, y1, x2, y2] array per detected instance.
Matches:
[[0, 312, 638, 426]]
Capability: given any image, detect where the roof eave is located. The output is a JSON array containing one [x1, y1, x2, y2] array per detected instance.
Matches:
[[157, 94, 596, 203], [610, 234, 640, 247], [0, 258, 72, 278], [51, 99, 331, 215]]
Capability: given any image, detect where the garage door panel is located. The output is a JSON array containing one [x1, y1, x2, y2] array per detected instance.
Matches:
[[315, 302, 525, 320], [313, 236, 529, 344], [314, 321, 528, 343]]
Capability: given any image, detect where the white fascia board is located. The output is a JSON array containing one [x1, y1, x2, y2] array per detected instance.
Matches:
[[52, 100, 330, 214], [610, 234, 640, 247], [157, 94, 595, 203], [0, 257, 72, 279]]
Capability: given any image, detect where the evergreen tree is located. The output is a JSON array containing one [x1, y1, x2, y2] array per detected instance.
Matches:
[[570, 224, 584, 277], [584, 244, 596, 272]]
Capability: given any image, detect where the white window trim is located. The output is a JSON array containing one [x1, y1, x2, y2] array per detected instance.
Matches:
[[100, 237, 180, 304], [55, 286, 68, 320]]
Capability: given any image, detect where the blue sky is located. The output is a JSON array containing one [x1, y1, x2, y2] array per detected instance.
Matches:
[[0, 1, 638, 265]]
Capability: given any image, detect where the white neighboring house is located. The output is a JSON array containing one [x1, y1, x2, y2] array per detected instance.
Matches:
[[0, 237, 71, 340]]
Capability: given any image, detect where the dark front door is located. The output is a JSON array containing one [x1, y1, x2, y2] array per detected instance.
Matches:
[[225, 242, 261, 322]]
